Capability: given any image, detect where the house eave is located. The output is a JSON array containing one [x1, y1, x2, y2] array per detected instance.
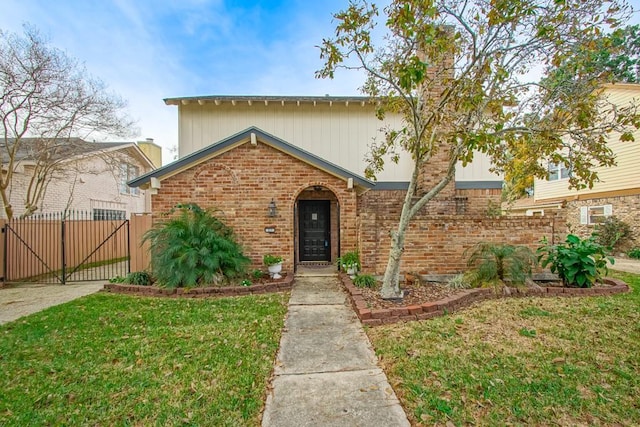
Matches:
[[164, 95, 381, 108]]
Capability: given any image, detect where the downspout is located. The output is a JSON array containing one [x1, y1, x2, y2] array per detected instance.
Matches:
[[337, 201, 341, 272]]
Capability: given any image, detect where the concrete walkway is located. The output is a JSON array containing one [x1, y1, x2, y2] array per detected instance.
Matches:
[[262, 273, 410, 427], [0, 282, 104, 325]]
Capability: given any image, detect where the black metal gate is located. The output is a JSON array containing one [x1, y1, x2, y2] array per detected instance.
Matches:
[[3, 211, 130, 284]]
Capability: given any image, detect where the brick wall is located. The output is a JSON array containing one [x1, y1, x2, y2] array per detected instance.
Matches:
[[358, 187, 503, 218], [150, 141, 545, 276], [454, 188, 502, 215], [566, 195, 640, 252], [358, 214, 565, 275], [151, 142, 359, 271]]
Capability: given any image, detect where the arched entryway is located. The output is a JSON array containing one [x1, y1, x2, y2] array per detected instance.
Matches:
[[294, 186, 340, 268]]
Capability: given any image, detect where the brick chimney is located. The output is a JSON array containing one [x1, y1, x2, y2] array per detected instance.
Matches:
[[137, 138, 162, 169], [415, 25, 456, 199]]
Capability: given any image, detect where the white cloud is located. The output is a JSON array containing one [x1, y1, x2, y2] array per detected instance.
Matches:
[[0, 0, 372, 162]]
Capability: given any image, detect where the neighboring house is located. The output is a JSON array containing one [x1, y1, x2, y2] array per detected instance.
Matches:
[[505, 83, 640, 250], [129, 94, 538, 276], [3, 138, 160, 219]]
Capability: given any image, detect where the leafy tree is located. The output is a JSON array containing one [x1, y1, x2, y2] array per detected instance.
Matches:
[[317, 0, 638, 299], [567, 24, 640, 84], [143, 203, 250, 288], [0, 25, 135, 219]]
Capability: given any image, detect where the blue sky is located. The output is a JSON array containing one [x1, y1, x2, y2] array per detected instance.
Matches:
[[0, 0, 368, 161], [1, 1, 638, 163]]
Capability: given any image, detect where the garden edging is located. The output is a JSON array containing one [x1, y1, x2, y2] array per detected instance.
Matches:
[[339, 273, 630, 327], [104, 274, 294, 298]]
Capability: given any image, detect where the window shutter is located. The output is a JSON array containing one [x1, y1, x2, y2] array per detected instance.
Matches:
[[580, 206, 588, 224], [604, 204, 613, 216]]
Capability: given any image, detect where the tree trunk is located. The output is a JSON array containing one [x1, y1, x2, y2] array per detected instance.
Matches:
[[378, 163, 456, 300], [0, 187, 13, 220], [380, 215, 410, 299]]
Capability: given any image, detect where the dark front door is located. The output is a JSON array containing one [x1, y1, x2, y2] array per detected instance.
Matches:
[[299, 200, 330, 261]]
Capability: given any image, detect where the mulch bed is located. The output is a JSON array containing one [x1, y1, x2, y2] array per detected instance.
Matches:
[[358, 281, 460, 310], [341, 273, 630, 326], [104, 273, 294, 298]]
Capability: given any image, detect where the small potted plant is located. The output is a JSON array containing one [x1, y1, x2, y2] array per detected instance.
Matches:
[[263, 254, 283, 279], [337, 250, 360, 278]]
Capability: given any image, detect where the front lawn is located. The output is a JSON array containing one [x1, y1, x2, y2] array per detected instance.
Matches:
[[368, 271, 640, 426], [0, 292, 288, 426]]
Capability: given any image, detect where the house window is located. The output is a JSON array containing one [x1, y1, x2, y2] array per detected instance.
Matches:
[[547, 162, 570, 181], [580, 205, 612, 225], [119, 163, 140, 195], [93, 208, 126, 221]]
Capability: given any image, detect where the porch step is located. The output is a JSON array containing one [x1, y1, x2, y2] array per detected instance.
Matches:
[[296, 264, 338, 277]]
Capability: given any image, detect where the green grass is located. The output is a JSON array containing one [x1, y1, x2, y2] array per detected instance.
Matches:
[[368, 271, 640, 426], [0, 292, 289, 426]]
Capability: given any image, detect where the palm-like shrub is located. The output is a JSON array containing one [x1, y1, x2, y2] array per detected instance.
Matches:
[[143, 203, 249, 288], [465, 242, 535, 286]]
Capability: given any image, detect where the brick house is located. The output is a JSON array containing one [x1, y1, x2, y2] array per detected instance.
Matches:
[[128, 95, 567, 276], [4, 138, 160, 219], [504, 83, 640, 251]]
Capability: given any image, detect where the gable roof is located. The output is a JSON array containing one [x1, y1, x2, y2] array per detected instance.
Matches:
[[128, 127, 374, 189], [9, 137, 155, 169]]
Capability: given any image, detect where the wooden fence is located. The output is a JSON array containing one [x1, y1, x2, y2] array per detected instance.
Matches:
[[1, 212, 152, 284]]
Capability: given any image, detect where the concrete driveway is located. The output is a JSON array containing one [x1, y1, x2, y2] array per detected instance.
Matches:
[[610, 257, 640, 274], [0, 282, 104, 325]]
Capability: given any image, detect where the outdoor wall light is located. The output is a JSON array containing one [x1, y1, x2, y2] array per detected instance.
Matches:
[[268, 199, 277, 217]]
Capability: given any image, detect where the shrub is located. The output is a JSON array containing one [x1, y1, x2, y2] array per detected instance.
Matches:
[[143, 203, 250, 288], [446, 273, 473, 290], [594, 216, 631, 250], [109, 275, 126, 283], [537, 234, 613, 288], [263, 255, 283, 266], [464, 242, 535, 286], [353, 274, 376, 288], [628, 247, 640, 259], [252, 269, 265, 280], [126, 271, 153, 286], [337, 250, 360, 272]]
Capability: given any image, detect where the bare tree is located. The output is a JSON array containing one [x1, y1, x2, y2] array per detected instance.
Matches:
[[0, 25, 136, 219], [317, 0, 639, 299]]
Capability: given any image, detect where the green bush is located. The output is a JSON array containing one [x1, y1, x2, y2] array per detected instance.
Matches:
[[263, 255, 283, 266], [628, 247, 640, 259], [251, 269, 265, 280], [537, 234, 613, 288], [464, 242, 535, 286], [353, 274, 376, 288], [337, 250, 360, 272], [126, 271, 153, 286], [143, 203, 250, 288], [109, 275, 126, 283], [594, 216, 631, 250]]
